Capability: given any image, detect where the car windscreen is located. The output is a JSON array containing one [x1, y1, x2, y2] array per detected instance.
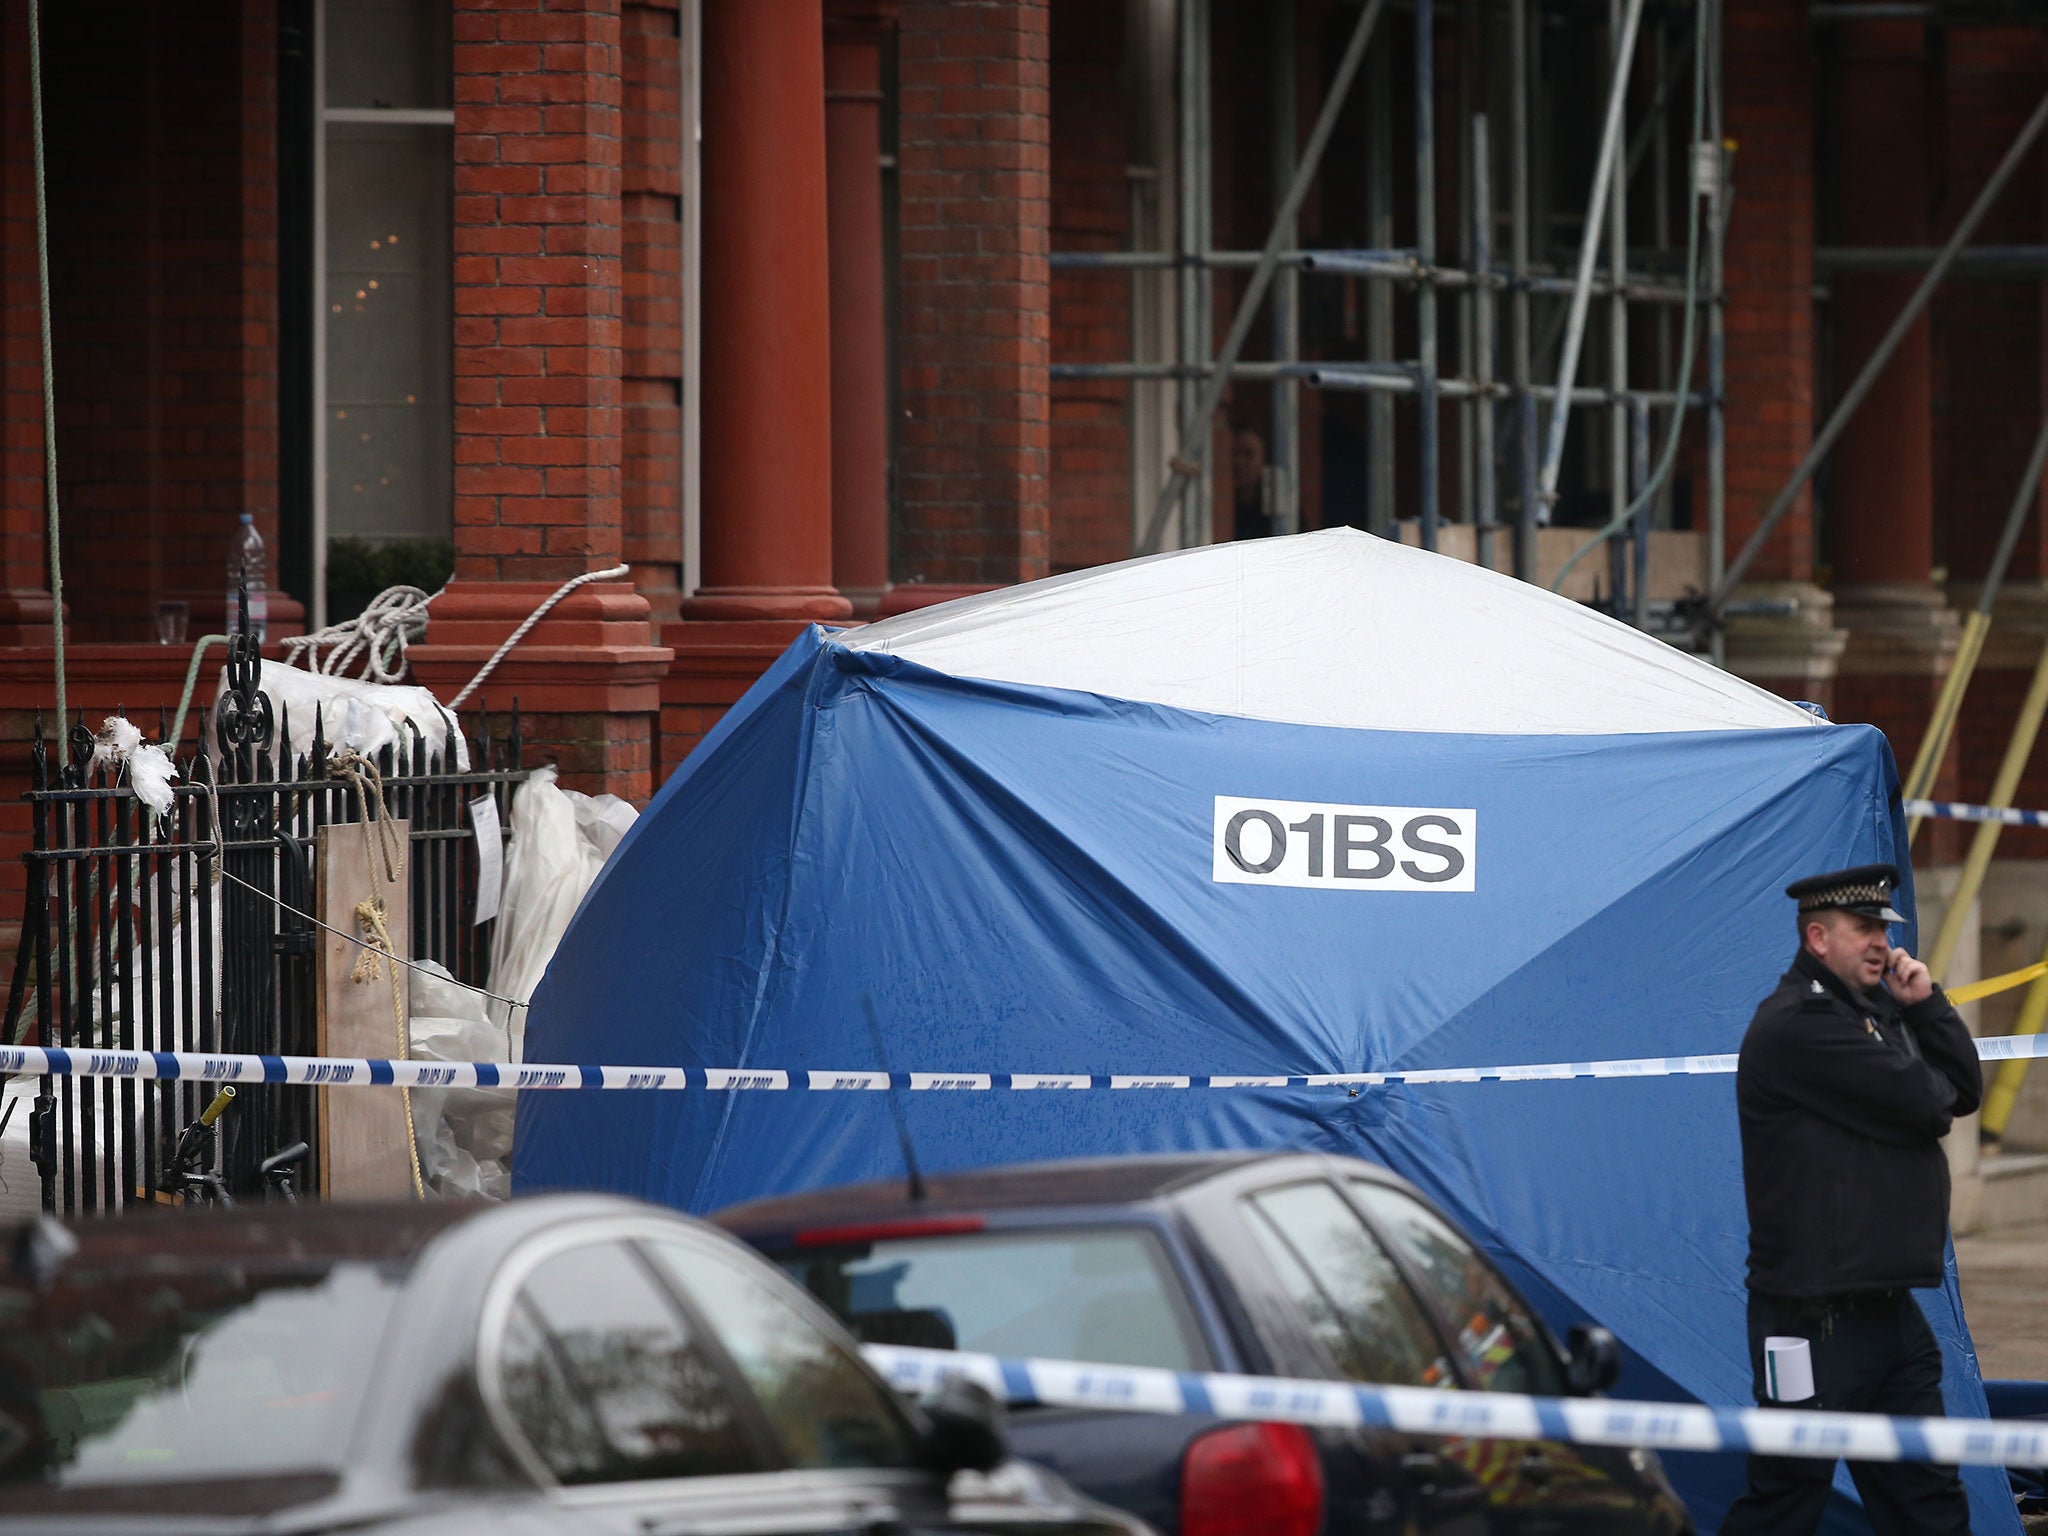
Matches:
[[778, 1226, 1210, 1373], [0, 1258, 400, 1497]]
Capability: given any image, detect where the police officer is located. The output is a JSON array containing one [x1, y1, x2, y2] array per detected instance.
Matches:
[[1721, 863, 1982, 1536]]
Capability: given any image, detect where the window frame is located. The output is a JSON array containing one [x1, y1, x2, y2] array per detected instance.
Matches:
[[475, 1220, 790, 1491], [1333, 1175, 1570, 1397], [777, 1217, 1218, 1376], [1237, 1177, 1458, 1390]]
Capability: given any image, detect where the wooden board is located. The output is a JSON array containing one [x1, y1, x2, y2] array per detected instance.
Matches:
[[316, 820, 415, 1200]]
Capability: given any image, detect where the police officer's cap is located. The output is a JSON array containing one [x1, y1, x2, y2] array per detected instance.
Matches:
[[1785, 862, 1906, 924]]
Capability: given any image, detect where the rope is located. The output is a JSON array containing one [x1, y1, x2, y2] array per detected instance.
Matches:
[[449, 564, 629, 710], [326, 750, 404, 885], [349, 894, 424, 1199], [28, 0, 66, 759], [281, 586, 434, 684], [215, 866, 528, 1011]]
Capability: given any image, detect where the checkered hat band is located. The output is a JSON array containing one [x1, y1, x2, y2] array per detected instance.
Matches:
[[1799, 882, 1889, 911]]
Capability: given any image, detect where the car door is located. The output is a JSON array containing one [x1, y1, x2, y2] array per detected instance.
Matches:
[[1341, 1178, 1656, 1536], [478, 1229, 932, 1536], [1232, 1178, 1493, 1536]]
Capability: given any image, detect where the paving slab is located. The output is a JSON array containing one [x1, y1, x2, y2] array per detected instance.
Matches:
[[1957, 1226, 2048, 1381]]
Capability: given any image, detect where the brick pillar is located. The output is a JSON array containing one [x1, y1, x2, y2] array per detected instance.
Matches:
[[0, 4, 53, 645], [888, 0, 1051, 610], [1719, 0, 1843, 707], [657, 0, 847, 780], [682, 0, 847, 623], [825, 0, 897, 617], [621, 0, 687, 625], [411, 0, 670, 802], [1945, 28, 2048, 864], [1826, 21, 1959, 818]]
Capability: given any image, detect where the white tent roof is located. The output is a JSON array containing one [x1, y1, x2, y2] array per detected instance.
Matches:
[[840, 528, 1815, 735]]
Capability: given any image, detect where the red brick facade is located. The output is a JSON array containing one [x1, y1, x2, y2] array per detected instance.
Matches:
[[1722, 0, 1818, 584], [1, 0, 2046, 900], [894, 0, 1052, 588]]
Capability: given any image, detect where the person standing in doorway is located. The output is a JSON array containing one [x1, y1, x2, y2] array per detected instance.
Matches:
[[1721, 863, 1982, 1536]]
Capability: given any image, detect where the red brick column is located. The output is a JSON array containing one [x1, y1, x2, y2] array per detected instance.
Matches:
[[657, 0, 846, 779], [411, 0, 670, 802], [682, 0, 846, 622], [1825, 20, 1958, 833], [1945, 28, 2048, 860], [892, 0, 1051, 598], [1719, 0, 1843, 706], [825, 0, 898, 617]]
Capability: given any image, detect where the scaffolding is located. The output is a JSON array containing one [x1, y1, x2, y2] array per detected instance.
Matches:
[[1054, 0, 1728, 645]]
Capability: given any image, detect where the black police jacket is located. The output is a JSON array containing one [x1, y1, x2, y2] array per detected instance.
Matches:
[[1737, 948, 1983, 1297]]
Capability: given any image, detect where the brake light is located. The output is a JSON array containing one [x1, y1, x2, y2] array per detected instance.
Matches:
[[792, 1216, 986, 1247], [1180, 1422, 1324, 1536]]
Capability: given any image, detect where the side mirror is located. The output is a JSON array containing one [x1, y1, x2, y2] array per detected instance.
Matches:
[[1567, 1324, 1621, 1396], [918, 1375, 1008, 1475]]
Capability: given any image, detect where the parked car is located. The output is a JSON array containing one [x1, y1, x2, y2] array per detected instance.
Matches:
[[717, 1151, 1695, 1536], [0, 1194, 1152, 1536]]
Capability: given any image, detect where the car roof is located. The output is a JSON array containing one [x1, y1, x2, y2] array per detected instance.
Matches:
[[2, 1192, 687, 1290], [712, 1149, 1401, 1236]]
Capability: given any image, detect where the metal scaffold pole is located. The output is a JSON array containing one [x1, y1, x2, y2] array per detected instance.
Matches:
[[1075, 0, 1722, 634], [1141, 0, 1390, 555]]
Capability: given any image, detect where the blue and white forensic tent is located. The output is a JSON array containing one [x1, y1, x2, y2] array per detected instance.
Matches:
[[517, 528, 2011, 1535]]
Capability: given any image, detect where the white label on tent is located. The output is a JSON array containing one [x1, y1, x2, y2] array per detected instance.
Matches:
[[1211, 796, 1476, 893], [470, 794, 504, 925]]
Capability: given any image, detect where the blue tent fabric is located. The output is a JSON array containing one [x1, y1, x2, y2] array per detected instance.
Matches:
[[517, 624, 2016, 1536]]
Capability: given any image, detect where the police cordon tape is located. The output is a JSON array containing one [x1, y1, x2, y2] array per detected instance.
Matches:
[[1908, 797, 2048, 830], [4, 1029, 2046, 1092], [859, 1342, 2048, 1469]]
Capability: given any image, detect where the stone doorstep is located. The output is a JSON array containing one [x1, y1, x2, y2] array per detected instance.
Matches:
[[1971, 1151, 2048, 1233]]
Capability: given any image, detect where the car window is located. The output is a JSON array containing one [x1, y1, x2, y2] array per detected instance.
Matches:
[[496, 1240, 768, 1484], [780, 1226, 1210, 1372], [1245, 1181, 1454, 1388], [0, 1260, 396, 1492], [642, 1237, 919, 1472], [1346, 1180, 1566, 1396]]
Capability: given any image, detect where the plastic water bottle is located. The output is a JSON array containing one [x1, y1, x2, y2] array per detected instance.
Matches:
[[226, 513, 268, 644]]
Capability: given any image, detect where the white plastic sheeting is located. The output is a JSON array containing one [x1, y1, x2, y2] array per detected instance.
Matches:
[[488, 766, 637, 1059], [219, 662, 470, 770], [408, 961, 514, 1200], [844, 527, 1814, 735]]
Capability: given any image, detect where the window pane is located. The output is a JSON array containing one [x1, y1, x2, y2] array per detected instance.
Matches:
[[500, 1242, 766, 1484], [1, 1263, 396, 1489], [781, 1228, 1210, 1373], [324, 123, 451, 544], [326, 0, 453, 110], [1246, 1182, 1451, 1388], [644, 1239, 919, 1472], [1347, 1181, 1566, 1396]]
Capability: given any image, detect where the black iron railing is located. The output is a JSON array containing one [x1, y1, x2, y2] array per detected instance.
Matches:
[[3, 623, 525, 1215]]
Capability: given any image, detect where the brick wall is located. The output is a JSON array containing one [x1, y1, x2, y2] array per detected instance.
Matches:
[[1048, 0, 1130, 572], [1721, 0, 1817, 582], [1934, 28, 2048, 586], [621, 0, 685, 622], [39, 0, 282, 640], [452, 0, 624, 584], [895, 0, 1052, 586]]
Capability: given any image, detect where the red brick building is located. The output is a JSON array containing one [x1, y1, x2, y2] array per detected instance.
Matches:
[[4, 0, 2048, 972]]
